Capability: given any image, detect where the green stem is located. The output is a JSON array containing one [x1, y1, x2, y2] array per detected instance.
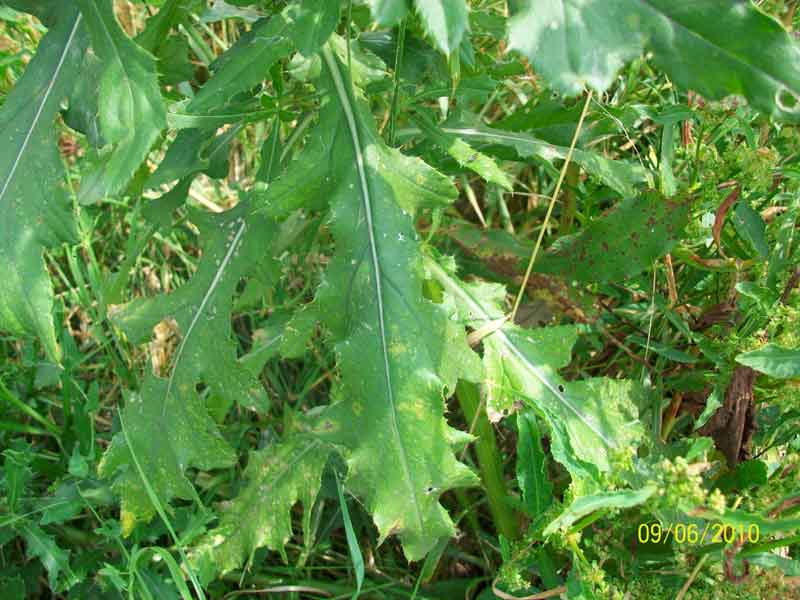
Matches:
[[455, 380, 520, 541], [558, 162, 580, 234], [387, 18, 407, 146]]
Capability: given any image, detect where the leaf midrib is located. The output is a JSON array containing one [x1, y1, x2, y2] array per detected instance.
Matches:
[[81, 2, 137, 140], [322, 45, 424, 534], [165, 219, 246, 407], [425, 256, 615, 447], [0, 14, 83, 203]]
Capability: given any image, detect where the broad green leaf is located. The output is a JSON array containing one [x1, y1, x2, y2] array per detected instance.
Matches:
[[736, 344, 800, 379], [414, 113, 513, 190], [149, 1, 335, 188], [101, 205, 278, 529], [75, 0, 166, 204], [433, 118, 648, 198], [291, 0, 341, 56], [98, 380, 236, 534], [366, 0, 468, 55], [0, 7, 85, 362], [542, 486, 657, 535], [147, 126, 238, 188], [111, 205, 277, 414], [517, 412, 553, 517], [188, 437, 330, 584], [536, 191, 690, 283], [307, 46, 481, 560], [508, 1, 800, 122], [426, 257, 644, 489], [21, 524, 76, 591], [414, 0, 469, 56], [367, 0, 410, 26], [733, 201, 769, 259]]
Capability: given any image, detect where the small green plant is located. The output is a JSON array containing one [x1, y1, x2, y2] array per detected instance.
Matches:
[[1, 1, 800, 598]]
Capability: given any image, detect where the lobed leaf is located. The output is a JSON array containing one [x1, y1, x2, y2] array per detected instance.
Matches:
[[101, 203, 278, 529], [188, 436, 330, 584], [435, 117, 649, 198], [98, 381, 236, 534], [0, 6, 85, 362], [508, 0, 800, 122], [75, 0, 166, 204], [21, 525, 76, 591], [426, 256, 644, 491], [308, 45, 482, 560]]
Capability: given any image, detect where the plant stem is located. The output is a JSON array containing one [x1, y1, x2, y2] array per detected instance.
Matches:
[[456, 380, 519, 540], [387, 18, 407, 146], [510, 90, 593, 322], [558, 162, 580, 234]]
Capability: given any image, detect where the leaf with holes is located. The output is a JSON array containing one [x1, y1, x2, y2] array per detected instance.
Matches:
[[100, 204, 278, 529], [536, 191, 691, 284], [188, 436, 330, 584], [306, 46, 481, 560]]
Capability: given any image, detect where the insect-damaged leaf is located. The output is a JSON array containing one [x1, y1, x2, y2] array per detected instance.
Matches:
[[98, 380, 236, 534], [536, 191, 691, 284], [427, 257, 644, 491], [0, 6, 85, 362], [508, 0, 800, 122], [308, 46, 481, 560], [75, 0, 165, 204], [188, 437, 330, 584], [100, 204, 278, 529]]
